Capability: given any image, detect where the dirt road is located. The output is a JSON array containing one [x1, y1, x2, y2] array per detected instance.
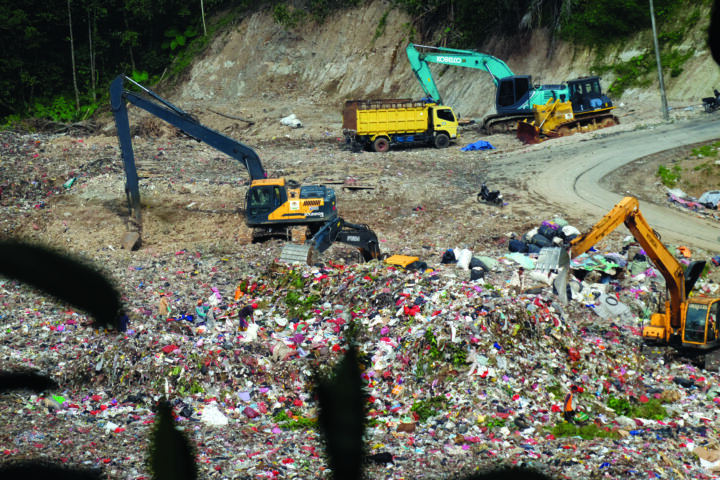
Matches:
[[484, 116, 720, 252]]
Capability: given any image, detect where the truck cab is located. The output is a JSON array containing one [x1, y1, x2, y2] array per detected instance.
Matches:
[[429, 105, 459, 147]]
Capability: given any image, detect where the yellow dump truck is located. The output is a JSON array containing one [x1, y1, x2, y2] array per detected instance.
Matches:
[[342, 98, 459, 152]]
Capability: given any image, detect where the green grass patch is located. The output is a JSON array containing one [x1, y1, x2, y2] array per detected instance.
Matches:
[[550, 421, 621, 440], [411, 396, 447, 423], [692, 145, 719, 157], [658, 164, 682, 187], [607, 395, 667, 420]]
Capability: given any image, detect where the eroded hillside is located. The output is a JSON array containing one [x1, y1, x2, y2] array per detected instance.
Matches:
[[170, 0, 720, 141]]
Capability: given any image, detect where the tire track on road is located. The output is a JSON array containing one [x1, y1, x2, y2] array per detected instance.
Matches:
[[508, 118, 720, 251]]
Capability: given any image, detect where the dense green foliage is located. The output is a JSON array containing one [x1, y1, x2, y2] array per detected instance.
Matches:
[[0, 0, 231, 122], [393, 0, 701, 47], [0, 0, 708, 125]]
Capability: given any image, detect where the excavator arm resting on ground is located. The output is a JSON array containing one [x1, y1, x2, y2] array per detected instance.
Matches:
[[537, 197, 720, 367]]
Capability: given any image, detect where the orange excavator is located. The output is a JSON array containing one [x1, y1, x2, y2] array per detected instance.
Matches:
[[536, 196, 720, 369]]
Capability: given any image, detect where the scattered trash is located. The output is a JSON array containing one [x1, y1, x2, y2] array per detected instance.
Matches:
[[280, 113, 303, 128], [4, 133, 720, 480]]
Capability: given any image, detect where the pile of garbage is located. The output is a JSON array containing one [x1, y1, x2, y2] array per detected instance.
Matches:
[[4, 223, 720, 480]]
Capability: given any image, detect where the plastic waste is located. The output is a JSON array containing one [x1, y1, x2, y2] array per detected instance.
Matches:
[[281, 113, 303, 128]]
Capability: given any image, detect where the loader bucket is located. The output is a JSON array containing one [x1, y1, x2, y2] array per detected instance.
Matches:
[[278, 244, 316, 265], [516, 121, 541, 145], [535, 247, 571, 304]]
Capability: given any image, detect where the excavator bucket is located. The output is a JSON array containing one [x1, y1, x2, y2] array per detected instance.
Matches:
[[385, 255, 420, 268], [516, 121, 542, 145], [278, 244, 316, 266], [120, 231, 141, 251], [535, 247, 571, 304]]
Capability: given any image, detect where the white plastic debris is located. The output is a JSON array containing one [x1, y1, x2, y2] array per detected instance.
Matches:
[[281, 113, 303, 128], [201, 403, 229, 426]]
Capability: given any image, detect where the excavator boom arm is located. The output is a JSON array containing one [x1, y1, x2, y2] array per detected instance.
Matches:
[[568, 197, 687, 328], [406, 44, 515, 105], [110, 74, 267, 228], [568, 197, 640, 258], [623, 208, 687, 328]]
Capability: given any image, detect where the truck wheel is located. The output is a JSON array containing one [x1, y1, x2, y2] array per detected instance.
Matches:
[[434, 133, 450, 149], [372, 137, 390, 153]]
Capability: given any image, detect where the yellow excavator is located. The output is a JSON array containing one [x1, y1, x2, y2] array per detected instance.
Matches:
[[536, 196, 720, 369], [110, 74, 387, 265]]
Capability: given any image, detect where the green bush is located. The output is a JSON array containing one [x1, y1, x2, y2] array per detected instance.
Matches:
[[273, 410, 318, 430], [607, 395, 631, 416], [273, 3, 307, 29]]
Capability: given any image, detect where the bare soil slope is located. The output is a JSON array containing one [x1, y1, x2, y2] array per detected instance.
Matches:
[[5, 2, 720, 260]]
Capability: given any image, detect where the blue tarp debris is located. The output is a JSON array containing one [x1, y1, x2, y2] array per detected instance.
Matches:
[[461, 140, 495, 151]]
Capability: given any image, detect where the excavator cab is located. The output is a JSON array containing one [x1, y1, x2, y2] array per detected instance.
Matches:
[[496, 76, 533, 113], [244, 179, 337, 229], [246, 185, 279, 217], [683, 298, 720, 347]]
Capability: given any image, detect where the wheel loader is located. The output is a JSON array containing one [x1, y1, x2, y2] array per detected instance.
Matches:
[[516, 78, 618, 144], [535, 196, 720, 369]]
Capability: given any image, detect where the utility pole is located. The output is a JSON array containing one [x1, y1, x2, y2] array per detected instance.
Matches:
[[649, 0, 669, 120]]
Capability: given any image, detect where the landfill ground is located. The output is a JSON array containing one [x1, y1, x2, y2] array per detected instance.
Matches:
[[5, 106, 720, 480]]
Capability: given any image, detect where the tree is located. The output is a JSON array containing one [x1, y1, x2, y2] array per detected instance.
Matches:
[[67, 0, 81, 113]]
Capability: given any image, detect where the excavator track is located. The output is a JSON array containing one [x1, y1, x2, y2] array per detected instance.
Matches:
[[482, 113, 534, 134], [251, 226, 293, 243]]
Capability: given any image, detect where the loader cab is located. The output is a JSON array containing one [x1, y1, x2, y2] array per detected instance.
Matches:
[[683, 298, 720, 347], [567, 77, 613, 113]]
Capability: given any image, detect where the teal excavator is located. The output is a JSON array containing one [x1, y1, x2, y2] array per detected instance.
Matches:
[[406, 44, 616, 135]]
